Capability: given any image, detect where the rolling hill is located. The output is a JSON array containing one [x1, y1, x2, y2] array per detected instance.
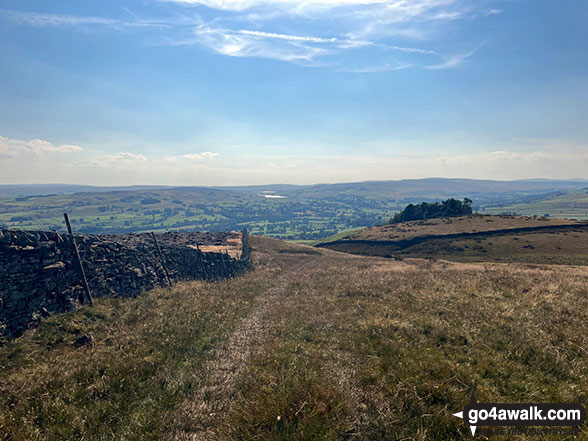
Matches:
[[2, 178, 588, 240], [481, 189, 588, 219]]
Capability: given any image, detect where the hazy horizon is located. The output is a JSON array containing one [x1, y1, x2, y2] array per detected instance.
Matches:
[[3, 176, 588, 190], [1, 0, 587, 185]]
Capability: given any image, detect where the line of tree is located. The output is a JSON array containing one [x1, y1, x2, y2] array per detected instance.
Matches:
[[390, 198, 473, 223]]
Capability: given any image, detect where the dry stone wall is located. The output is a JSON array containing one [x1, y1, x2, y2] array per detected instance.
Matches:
[[0, 229, 250, 340]]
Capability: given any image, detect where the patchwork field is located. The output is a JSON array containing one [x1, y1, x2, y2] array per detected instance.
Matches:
[[2, 236, 588, 439], [0, 187, 391, 241], [3, 179, 588, 241]]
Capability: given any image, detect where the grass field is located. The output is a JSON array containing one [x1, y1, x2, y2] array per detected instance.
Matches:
[[0, 187, 391, 241], [3, 179, 588, 241], [350, 215, 581, 241], [319, 215, 588, 265], [481, 190, 588, 220], [2, 236, 588, 439]]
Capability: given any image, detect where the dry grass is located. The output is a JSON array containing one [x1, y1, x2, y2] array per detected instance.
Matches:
[[396, 229, 588, 265], [192, 235, 243, 259], [323, 215, 588, 265], [352, 214, 582, 241], [0, 276, 265, 440], [2, 236, 588, 440]]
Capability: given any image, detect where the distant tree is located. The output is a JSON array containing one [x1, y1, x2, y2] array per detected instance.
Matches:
[[9, 215, 34, 222], [390, 198, 473, 223], [140, 197, 161, 205]]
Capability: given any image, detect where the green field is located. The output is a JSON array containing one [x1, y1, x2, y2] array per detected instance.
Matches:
[[481, 190, 588, 219], [2, 179, 588, 241], [0, 187, 393, 240]]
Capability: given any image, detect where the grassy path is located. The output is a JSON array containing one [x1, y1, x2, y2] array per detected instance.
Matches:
[[3, 237, 588, 440], [0, 259, 266, 440], [169, 242, 323, 440]]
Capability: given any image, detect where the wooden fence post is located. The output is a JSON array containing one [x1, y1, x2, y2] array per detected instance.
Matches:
[[151, 232, 172, 286], [241, 228, 251, 264], [224, 250, 235, 277], [195, 243, 209, 280], [220, 250, 228, 278], [63, 213, 93, 306]]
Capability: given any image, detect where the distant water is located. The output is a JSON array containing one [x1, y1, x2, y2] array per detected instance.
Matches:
[[259, 194, 286, 199], [258, 190, 286, 199]]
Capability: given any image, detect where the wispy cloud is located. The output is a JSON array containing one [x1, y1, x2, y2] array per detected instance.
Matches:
[[238, 29, 338, 43], [107, 152, 148, 162], [78, 152, 149, 167], [485, 8, 502, 16], [430, 148, 588, 180], [425, 48, 476, 70], [0, 8, 197, 31], [0, 9, 121, 28], [163, 0, 458, 19], [192, 25, 333, 62], [3, 138, 588, 185], [437, 150, 559, 166], [1, 0, 495, 71], [339, 63, 412, 73], [163, 0, 392, 12], [162, 152, 220, 161]]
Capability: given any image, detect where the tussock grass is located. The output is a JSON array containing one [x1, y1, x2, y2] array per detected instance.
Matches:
[[3, 236, 588, 440], [0, 278, 264, 440], [221, 333, 352, 441], [351, 215, 581, 242], [323, 216, 588, 265]]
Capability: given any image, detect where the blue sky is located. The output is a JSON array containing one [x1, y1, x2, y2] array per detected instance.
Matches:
[[0, 0, 587, 185]]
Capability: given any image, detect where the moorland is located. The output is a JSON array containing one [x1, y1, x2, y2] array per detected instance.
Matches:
[[318, 215, 588, 265], [2, 230, 588, 440]]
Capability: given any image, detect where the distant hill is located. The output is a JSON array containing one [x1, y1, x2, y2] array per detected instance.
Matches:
[[3, 178, 588, 199], [481, 188, 588, 218], [0, 184, 171, 197], [1, 178, 588, 240]]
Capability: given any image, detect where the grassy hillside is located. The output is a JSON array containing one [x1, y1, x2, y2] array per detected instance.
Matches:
[[319, 215, 588, 265], [2, 237, 588, 439], [350, 215, 581, 241], [482, 189, 588, 220]]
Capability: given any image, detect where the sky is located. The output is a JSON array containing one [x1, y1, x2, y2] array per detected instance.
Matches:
[[0, 0, 587, 186]]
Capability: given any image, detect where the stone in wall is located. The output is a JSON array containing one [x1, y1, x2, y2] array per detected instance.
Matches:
[[0, 229, 250, 340]]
